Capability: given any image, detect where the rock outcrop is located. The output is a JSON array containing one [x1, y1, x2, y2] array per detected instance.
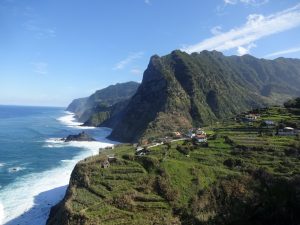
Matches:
[[63, 131, 95, 142]]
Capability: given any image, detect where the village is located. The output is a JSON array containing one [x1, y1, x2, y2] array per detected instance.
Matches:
[[236, 111, 300, 136], [98, 107, 300, 169]]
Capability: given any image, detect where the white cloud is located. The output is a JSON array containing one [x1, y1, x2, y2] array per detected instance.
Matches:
[[23, 20, 56, 38], [130, 68, 143, 76], [113, 52, 144, 70], [240, 0, 269, 6], [224, 0, 268, 6], [32, 62, 48, 75], [210, 26, 222, 35], [265, 46, 300, 58], [145, 0, 151, 5], [182, 3, 300, 54], [237, 43, 256, 55], [22, 7, 56, 39], [224, 0, 237, 5]]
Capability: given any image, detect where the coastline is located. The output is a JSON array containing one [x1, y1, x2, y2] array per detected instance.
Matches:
[[0, 111, 115, 225]]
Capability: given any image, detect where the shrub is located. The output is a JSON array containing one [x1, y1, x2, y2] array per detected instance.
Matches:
[[122, 154, 135, 161], [137, 156, 159, 172], [156, 175, 179, 202], [223, 158, 244, 168], [224, 136, 235, 145], [176, 145, 190, 155]]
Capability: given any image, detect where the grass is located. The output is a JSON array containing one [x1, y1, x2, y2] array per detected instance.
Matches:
[[49, 106, 300, 225]]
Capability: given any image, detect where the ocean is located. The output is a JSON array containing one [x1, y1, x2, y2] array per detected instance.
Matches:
[[0, 105, 115, 225]]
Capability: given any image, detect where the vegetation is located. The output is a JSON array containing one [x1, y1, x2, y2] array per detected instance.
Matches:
[[66, 81, 140, 124], [109, 50, 300, 142], [48, 104, 300, 225], [284, 97, 300, 109]]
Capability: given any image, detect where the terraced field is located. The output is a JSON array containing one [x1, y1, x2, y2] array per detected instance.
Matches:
[[47, 106, 300, 225]]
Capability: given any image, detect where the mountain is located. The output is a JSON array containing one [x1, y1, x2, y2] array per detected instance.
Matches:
[[47, 104, 300, 225], [108, 50, 300, 143], [66, 97, 88, 117], [66, 82, 140, 127]]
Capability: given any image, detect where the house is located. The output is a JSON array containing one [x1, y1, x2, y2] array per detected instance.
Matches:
[[196, 128, 206, 135], [264, 120, 276, 128], [245, 114, 259, 122], [173, 131, 182, 139], [186, 128, 206, 139], [100, 159, 110, 168], [195, 134, 207, 143], [105, 145, 114, 150], [136, 146, 144, 152], [186, 131, 195, 139], [135, 147, 150, 156], [278, 127, 296, 136], [108, 155, 117, 163]]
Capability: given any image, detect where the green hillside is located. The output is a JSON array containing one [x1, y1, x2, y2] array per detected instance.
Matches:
[[109, 50, 300, 142], [47, 104, 300, 225], [66, 82, 139, 126]]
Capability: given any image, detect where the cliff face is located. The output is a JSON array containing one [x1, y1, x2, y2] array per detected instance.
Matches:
[[66, 82, 140, 126], [109, 50, 300, 142], [66, 97, 88, 117], [47, 107, 300, 225]]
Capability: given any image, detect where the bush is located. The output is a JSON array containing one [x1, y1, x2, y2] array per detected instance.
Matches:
[[176, 145, 190, 155], [208, 134, 218, 140], [224, 136, 235, 145], [137, 156, 159, 172], [122, 154, 135, 161], [156, 175, 179, 202], [284, 97, 300, 109], [223, 158, 244, 168]]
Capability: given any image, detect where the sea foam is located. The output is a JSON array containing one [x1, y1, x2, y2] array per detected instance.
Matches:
[[1, 140, 113, 225], [57, 112, 95, 129], [7, 167, 25, 173], [0, 204, 4, 225], [0, 112, 115, 225]]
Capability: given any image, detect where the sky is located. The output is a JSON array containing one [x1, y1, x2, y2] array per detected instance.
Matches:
[[0, 0, 300, 107]]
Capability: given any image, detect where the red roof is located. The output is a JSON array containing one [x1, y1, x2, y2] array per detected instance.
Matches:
[[196, 134, 206, 139]]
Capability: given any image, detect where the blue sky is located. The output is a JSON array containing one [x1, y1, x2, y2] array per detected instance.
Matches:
[[0, 0, 300, 106]]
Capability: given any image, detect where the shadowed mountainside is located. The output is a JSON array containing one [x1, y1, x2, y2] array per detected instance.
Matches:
[[109, 50, 300, 142]]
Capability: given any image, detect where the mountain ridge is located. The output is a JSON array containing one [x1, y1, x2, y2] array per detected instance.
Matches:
[[66, 81, 140, 127], [108, 50, 300, 142]]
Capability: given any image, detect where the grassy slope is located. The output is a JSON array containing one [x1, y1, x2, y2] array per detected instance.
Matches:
[[47, 106, 300, 225]]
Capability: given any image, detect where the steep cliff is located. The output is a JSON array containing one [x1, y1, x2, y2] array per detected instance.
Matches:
[[66, 82, 140, 126], [109, 50, 300, 142]]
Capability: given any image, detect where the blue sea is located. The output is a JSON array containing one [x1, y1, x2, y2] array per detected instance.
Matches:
[[0, 105, 114, 225]]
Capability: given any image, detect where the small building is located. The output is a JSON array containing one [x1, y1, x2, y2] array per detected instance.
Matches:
[[264, 120, 276, 127], [196, 128, 206, 135], [108, 155, 117, 163], [136, 146, 144, 152], [278, 127, 296, 136], [173, 131, 182, 139], [135, 148, 150, 156], [105, 145, 114, 150], [100, 159, 110, 168], [245, 114, 259, 122], [186, 128, 196, 138], [195, 134, 207, 143]]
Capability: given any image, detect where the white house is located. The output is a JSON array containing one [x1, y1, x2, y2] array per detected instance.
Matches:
[[278, 127, 296, 136]]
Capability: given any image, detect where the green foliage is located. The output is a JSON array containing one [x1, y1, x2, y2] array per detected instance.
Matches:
[[66, 82, 139, 126], [176, 145, 190, 155], [48, 106, 300, 225], [110, 51, 300, 142], [284, 97, 300, 109]]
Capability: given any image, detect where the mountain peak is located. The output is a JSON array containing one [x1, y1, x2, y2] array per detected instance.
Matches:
[[108, 49, 300, 142]]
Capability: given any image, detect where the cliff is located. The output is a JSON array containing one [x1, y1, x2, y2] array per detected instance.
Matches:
[[109, 50, 300, 142], [66, 81, 140, 126], [47, 104, 300, 225]]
